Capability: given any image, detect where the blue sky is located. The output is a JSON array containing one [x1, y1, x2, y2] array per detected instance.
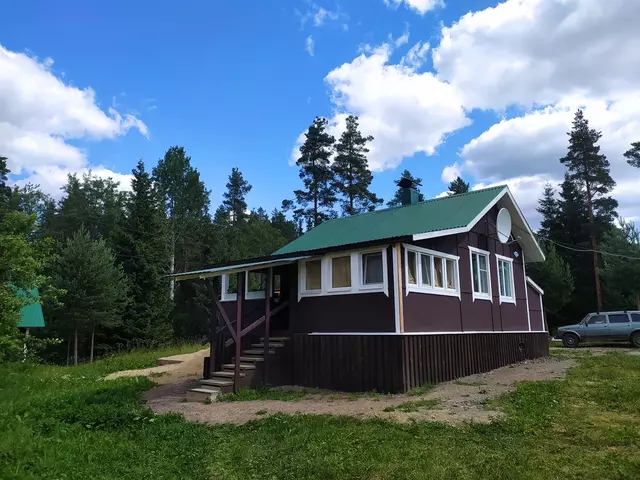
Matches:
[[1, 0, 638, 221]]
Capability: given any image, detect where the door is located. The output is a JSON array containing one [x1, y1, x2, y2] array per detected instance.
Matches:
[[606, 313, 632, 340], [584, 314, 609, 341]]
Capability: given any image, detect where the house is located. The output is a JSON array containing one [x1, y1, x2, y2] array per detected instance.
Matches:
[[173, 183, 549, 401]]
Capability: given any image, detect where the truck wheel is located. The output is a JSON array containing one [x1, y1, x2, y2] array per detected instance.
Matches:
[[631, 332, 640, 348], [562, 333, 579, 348]]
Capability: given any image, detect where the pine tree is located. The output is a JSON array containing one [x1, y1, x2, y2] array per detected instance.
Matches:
[[623, 141, 640, 168], [559, 109, 618, 311], [152, 146, 210, 299], [0, 155, 11, 212], [601, 219, 640, 310], [332, 115, 382, 215], [537, 183, 561, 239], [447, 176, 470, 195], [222, 167, 252, 223], [117, 161, 172, 347], [293, 117, 336, 227], [52, 229, 128, 364], [387, 170, 425, 207]]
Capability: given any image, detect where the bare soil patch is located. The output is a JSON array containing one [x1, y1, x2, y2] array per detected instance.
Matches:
[[146, 356, 572, 425]]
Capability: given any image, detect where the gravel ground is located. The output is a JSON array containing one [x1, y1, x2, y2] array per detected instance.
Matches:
[[104, 349, 208, 385], [145, 356, 572, 425]]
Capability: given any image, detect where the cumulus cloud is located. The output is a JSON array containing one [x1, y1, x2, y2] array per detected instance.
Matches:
[[441, 162, 461, 183], [384, 0, 444, 15], [433, 0, 640, 110], [0, 45, 147, 196], [292, 42, 469, 171]]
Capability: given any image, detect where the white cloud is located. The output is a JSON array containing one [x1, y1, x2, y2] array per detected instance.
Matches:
[[433, 0, 640, 110], [0, 44, 146, 197], [306, 36, 315, 56], [299, 2, 348, 30], [313, 7, 339, 26], [299, 42, 469, 171], [402, 41, 430, 69], [384, 0, 444, 15], [441, 162, 461, 183]]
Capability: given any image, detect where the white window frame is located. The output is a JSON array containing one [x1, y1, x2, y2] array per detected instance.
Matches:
[[298, 247, 389, 300], [469, 246, 492, 302], [403, 244, 460, 299], [495, 254, 516, 305], [220, 271, 273, 302]]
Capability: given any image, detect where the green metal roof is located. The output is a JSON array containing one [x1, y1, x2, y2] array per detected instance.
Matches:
[[273, 186, 506, 256], [18, 289, 45, 328]]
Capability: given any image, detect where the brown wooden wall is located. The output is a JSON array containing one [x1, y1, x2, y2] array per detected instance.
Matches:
[[527, 284, 545, 332], [293, 332, 549, 393], [403, 206, 532, 333], [288, 247, 396, 333]]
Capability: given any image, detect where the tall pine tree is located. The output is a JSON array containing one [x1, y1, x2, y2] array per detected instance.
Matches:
[[559, 109, 617, 311], [447, 176, 470, 195], [117, 161, 172, 347], [332, 115, 382, 215], [387, 170, 424, 207], [293, 117, 336, 228], [222, 167, 252, 223], [537, 183, 561, 240], [623, 141, 640, 168]]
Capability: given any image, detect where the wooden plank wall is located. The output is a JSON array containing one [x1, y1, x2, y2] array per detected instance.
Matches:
[[293, 333, 549, 393]]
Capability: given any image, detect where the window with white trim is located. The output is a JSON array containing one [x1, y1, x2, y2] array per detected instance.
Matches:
[[470, 247, 491, 301], [221, 270, 271, 301], [299, 247, 388, 298], [496, 254, 515, 304], [404, 244, 459, 297]]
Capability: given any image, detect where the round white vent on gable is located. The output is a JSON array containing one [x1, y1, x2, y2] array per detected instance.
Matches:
[[496, 208, 512, 243]]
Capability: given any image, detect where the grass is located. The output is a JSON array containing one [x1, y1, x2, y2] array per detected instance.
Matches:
[[383, 399, 439, 413], [1, 349, 640, 479]]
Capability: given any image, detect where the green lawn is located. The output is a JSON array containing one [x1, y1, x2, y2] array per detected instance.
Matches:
[[1, 349, 639, 479]]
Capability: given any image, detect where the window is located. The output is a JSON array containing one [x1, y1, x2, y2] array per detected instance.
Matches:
[[588, 315, 606, 325], [404, 245, 460, 297], [362, 252, 384, 285], [246, 271, 266, 300], [496, 254, 515, 304], [470, 247, 491, 301], [608, 313, 630, 324], [221, 271, 273, 301], [305, 260, 322, 291], [632, 313, 640, 323], [299, 248, 388, 299], [221, 274, 238, 301]]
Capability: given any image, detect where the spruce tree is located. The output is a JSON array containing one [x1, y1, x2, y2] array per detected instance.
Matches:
[[623, 141, 640, 168], [293, 117, 336, 227], [537, 183, 561, 240], [387, 170, 425, 207], [0, 155, 11, 212], [601, 219, 640, 310], [117, 161, 172, 347], [332, 115, 382, 215], [222, 167, 252, 223], [447, 176, 470, 195], [559, 109, 618, 310]]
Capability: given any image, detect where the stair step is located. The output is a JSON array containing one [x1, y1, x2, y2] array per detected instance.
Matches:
[[261, 336, 289, 341], [251, 343, 284, 348], [243, 349, 275, 355], [222, 363, 256, 370], [236, 356, 265, 363], [211, 370, 245, 378], [186, 387, 220, 403], [201, 378, 234, 387]]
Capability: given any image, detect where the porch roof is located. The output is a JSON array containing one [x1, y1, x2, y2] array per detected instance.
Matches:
[[170, 255, 310, 281]]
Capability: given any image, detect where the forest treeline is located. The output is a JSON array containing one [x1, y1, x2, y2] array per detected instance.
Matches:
[[1, 112, 639, 363]]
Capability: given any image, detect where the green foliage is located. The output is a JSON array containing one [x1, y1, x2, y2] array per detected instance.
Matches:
[[331, 115, 383, 215], [382, 399, 439, 412], [601, 219, 640, 310], [623, 141, 640, 169], [447, 176, 470, 195], [0, 155, 11, 210], [292, 117, 336, 228], [3, 350, 640, 479], [221, 167, 252, 224], [50, 229, 128, 364], [387, 169, 425, 207]]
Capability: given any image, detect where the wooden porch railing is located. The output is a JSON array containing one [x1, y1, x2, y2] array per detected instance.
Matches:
[[206, 268, 286, 392]]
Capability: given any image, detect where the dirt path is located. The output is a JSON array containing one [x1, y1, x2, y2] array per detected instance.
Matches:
[[146, 356, 572, 425], [104, 348, 208, 385]]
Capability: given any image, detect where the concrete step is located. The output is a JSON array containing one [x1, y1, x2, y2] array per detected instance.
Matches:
[[222, 363, 256, 371], [186, 387, 220, 403], [235, 356, 265, 363], [201, 378, 234, 388], [243, 349, 275, 355], [251, 343, 284, 348], [211, 370, 245, 378]]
